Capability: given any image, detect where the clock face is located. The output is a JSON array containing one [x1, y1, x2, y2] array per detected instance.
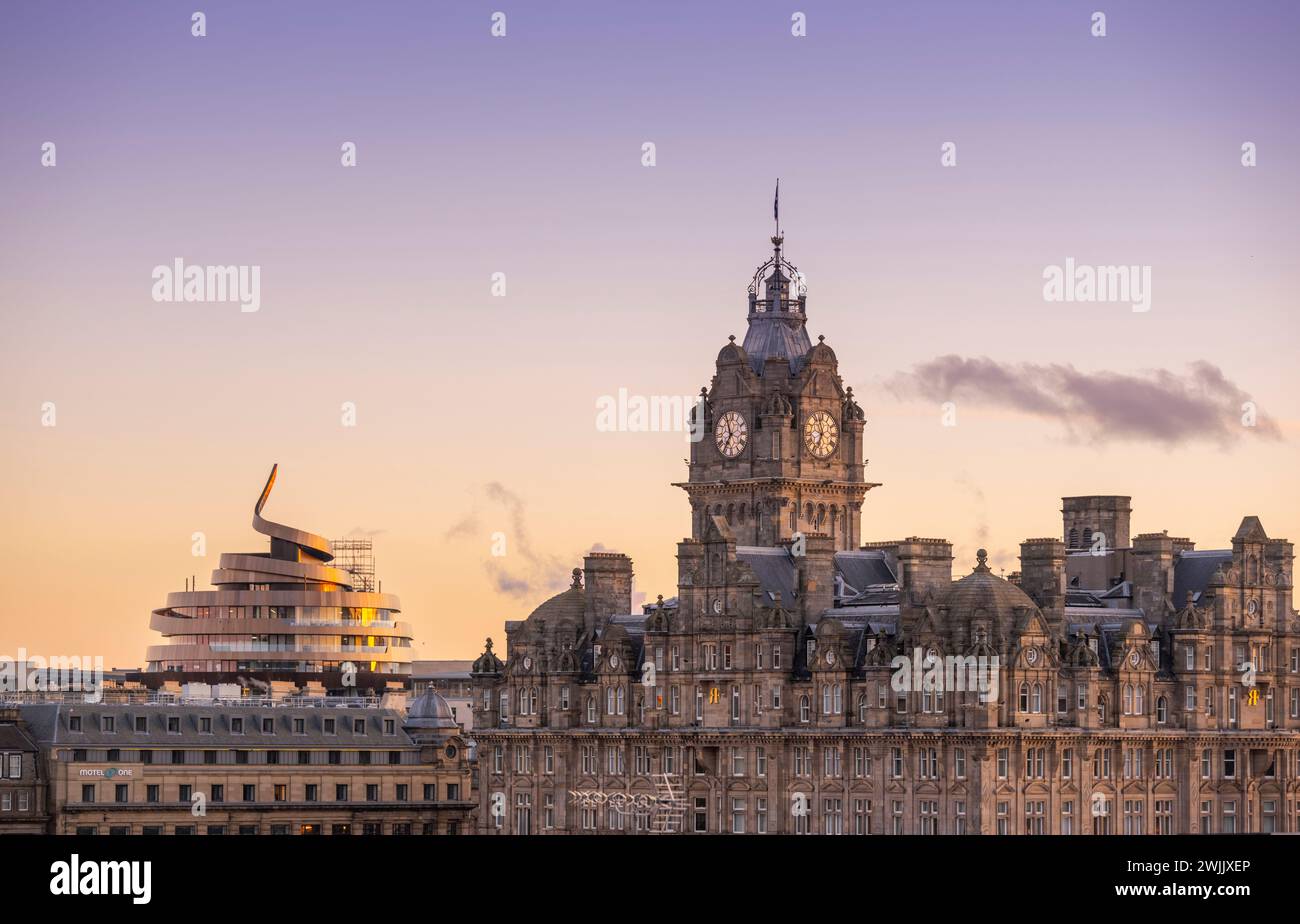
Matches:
[[715, 410, 748, 457], [712, 598, 723, 614], [1129, 651, 1140, 667], [1026, 648, 1037, 665], [522, 656, 532, 670], [609, 655, 620, 670], [803, 411, 838, 458], [825, 650, 836, 666]]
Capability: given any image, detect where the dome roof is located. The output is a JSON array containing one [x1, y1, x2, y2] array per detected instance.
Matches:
[[938, 549, 1037, 617], [524, 571, 586, 626], [406, 687, 458, 729]]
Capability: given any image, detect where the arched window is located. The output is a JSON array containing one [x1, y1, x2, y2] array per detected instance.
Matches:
[[1123, 684, 1133, 714], [1018, 682, 1029, 712], [1031, 683, 1042, 713], [1068, 527, 1078, 548], [529, 687, 538, 714], [805, 503, 814, 523], [1097, 694, 1107, 723], [1156, 696, 1167, 724], [1135, 685, 1145, 714], [857, 694, 867, 723], [519, 688, 528, 714], [800, 695, 810, 723], [817, 504, 826, 528], [586, 695, 596, 723], [726, 503, 734, 525], [606, 686, 616, 715], [822, 685, 831, 715], [833, 683, 842, 715], [616, 686, 625, 715], [738, 504, 746, 525]]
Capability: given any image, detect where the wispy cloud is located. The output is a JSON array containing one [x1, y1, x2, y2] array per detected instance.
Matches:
[[446, 482, 578, 600], [887, 356, 1280, 447]]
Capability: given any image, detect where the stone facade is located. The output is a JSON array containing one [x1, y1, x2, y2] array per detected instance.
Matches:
[[21, 690, 474, 835], [0, 708, 49, 833], [471, 231, 1299, 835]]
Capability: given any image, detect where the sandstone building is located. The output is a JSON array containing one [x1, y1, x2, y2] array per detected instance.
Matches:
[[470, 230, 1298, 835]]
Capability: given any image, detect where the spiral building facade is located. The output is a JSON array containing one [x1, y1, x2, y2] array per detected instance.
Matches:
[[145, 465, 413, 688]]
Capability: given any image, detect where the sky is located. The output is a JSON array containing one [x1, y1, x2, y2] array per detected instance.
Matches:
[[1, 1, 1297, 668]]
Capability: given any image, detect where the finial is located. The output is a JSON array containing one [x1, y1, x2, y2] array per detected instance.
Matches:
[[484, 637, 494, 652], [656, 594, 664, 607], [975, 549, 989, 572], [728, 334, 736, 343], [571, 567, 583, 588]]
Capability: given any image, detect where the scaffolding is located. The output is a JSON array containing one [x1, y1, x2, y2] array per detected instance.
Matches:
[[330, 538, 377, 592]]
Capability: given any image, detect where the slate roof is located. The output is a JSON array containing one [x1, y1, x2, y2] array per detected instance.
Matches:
[[1173, 550, 1232, 604], [19, 703, 416, 749], [0, 722, 39, 752]]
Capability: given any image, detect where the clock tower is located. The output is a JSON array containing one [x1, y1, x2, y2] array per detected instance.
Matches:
[[677, 231, 879, 551]]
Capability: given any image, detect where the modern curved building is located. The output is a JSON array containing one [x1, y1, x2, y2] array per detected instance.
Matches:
[[145, 465, 413, 690]]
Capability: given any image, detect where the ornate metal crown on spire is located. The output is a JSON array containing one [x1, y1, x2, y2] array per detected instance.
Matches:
[[747, 234, 807, 311], [741, 228, 813, 376]]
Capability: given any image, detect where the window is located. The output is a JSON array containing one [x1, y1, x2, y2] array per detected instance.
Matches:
[[731, 798, 746, 834], [1123, 799, 1144, 835], [1025, 800, 1045, 835], [274, 784, 287, 802], [365, 784, 379, 802], [323, 718, 335, 735], [1061, 748, 1073, 779], [891, 800, 904, 835], [890, 747, 903, 779], [211, 784, 223, 803], [1222, 801, 1237, 834], [135, 716, 148, 733], [1062, 801, 1074, 836], [799, 696, 810, 723], [1223, 749, 1235, 779], [69, 715, 82, 732], [115, 784, 128, 803], [81, 784, 95, 803], [756, 798, 768, 834], [996, 802, 1009, 836], [823, 747, 841, 778], [1156, 799, 1174, 835], [103, 715, 115, 733], [954, 748, 965, 778], [996, 748, 1008, 779], [1019, 683, 1029, 713], [1031, 683, 1042, 713], [822, 798, 843, 835]]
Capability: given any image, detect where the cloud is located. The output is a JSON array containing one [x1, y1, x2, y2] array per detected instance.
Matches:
[[442, 515, 479, 541], [445, 483, 624, 601], [886, 356, 1280, 447], [345, 526, 387, 538]]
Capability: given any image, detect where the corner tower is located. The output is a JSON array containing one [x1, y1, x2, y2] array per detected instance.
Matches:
[[676, 229, 879, 551]]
